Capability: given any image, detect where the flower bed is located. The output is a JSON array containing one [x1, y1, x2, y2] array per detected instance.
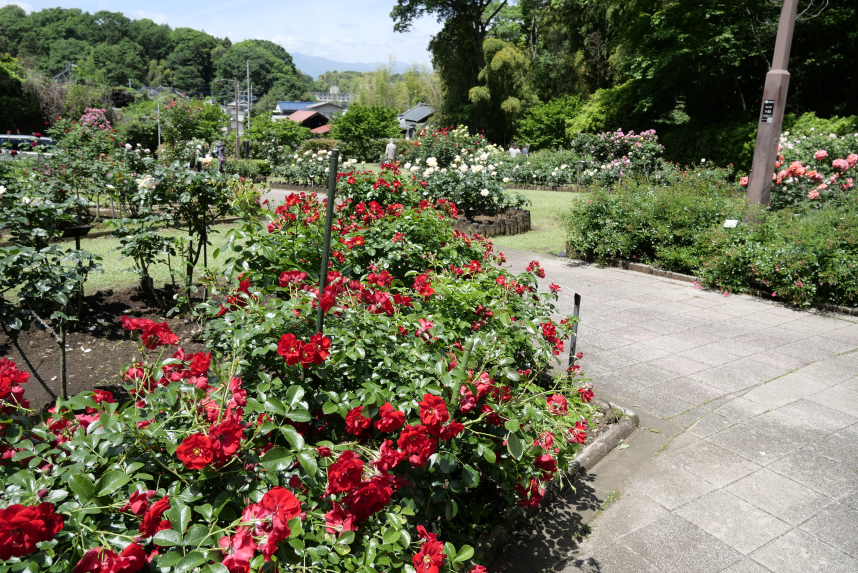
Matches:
[[0, 163, 595, 573]]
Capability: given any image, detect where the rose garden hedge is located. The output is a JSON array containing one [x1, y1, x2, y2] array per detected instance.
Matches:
[[0, 164, 594, 573]]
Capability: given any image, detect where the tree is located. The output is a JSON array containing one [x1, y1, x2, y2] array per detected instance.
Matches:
[[0, 55, 41, 131], [516, 94, 582, 149], [160, 98, 229, 147], [330, 104, 400, 161], [243, 115, 311, 156], [212, 40, 311, 104]]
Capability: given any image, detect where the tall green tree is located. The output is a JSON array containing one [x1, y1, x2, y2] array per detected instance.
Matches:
[[330, 104, 400, 161]]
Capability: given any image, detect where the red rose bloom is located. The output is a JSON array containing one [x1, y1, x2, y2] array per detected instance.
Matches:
[[176, 434, 214, 469], [121, 490, 154, 516], [74, 543, 148, 573], [374, 402, 405, 432], [397, 425, 437, 467], [0, 503, 63, 561], [534, 454, 558, 480], [578, 386, 594, 403], [139, 496, 170, 537], [209, 418, 245, 465], [261, 487, 302, 530], [569, 421, 587, 444], [343, 474, 395, 520], [326, 450, 364, 495], [413, 540, 446, 573], [373, 439, 403, 473], [546, 394, 568, 415], [325, 504, 358, 536], [306, 332, 331, 364], [438, 420, 465, 441], [345, 406, 372, 436], [316, 446, 333, 457], [515, 477, 545, 508], [419, 394, 449, 428], [277, 334, 302, 366], [189, 352, 211, 376]]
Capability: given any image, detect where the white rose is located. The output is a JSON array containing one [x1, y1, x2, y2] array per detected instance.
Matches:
[[0, 185, 5, 197], [502, 177, 510, 183], [404, 162, 412, 169], [410, 166, 419, 173], [325, 167, 330, 173], [441, 168, 447, 173], [22, 196, 31, 204], [144, 149, 150, 154], [480, 189, 490, 196], [125, 143, 132, 150], [426, 157, 438, 167]]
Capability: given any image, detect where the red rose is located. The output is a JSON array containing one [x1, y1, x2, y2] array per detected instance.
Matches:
[[325, 504, 358, 536], [577, 386, 594, 403], [374, 402, 405, 432], [120, 490, 154, 515], [316, 446, 333, 457], [74, 543, 148, 573], [480, 404, 504, 426], [209, 418, 245, 465], [373, 439, 403, 473], [277, 334, 302, 366], [139, 496, 170, 537], [534, 453, 558, 479], [419, 394, 449, 428], [140, 322, 179, 349], [189, 352, 211, 376], [343, 474, 394, 520], [176, 433, 214, 469], [413, 540, 446, 573], [120, 316, 153, 332], [261, 487, 302, 530], [546, 394, 568, 416], [326, 450, 364, 495], [515, 477, 545, 508], [397, 425, 437, 467], [305, 332, 331, 365], [345, 406, 372, 436], [0, 503, 63, 560], [569, 421, 587, 444], [438, 420, 465, 441]]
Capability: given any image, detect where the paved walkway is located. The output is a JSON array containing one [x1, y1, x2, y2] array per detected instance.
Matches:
[[500, 248, 858, 573]]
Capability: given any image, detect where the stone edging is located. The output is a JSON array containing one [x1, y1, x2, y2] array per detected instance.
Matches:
[[568, 251, 858, 318], [474, 397, 639, 565], [267, 180, 589, 194], [452, 211, 531, 238], [267, 181, 328, 192]]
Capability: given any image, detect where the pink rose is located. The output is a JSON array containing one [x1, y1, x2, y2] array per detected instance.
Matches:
[[814, 150, 828, 161]]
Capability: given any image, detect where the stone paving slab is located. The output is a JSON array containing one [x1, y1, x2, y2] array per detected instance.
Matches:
[[494, 250, 858, 573]]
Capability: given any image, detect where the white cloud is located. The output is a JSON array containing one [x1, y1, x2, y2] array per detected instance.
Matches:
[[342, 37, 355, 45], [0, 1, 32, 12], [131, 11, 169, 25], [318, 37, 331, 46]]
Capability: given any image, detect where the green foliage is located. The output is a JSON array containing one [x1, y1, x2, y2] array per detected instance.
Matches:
[[224, 158, 270, 179], [0, 55, 41, 131], [564, 166, 742, 274], [565, 80, 641, 135], [159, 98, 229, 148], [213, 40, 311, 103], [330, 104, 400, 162], [399, 124, 493, 168], [242, 115, 311, 162], [115, 99, 159, 150], [516, 95, 583, 151]]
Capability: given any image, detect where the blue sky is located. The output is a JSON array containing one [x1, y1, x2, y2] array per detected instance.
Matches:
[[2, 0, 441, 65]]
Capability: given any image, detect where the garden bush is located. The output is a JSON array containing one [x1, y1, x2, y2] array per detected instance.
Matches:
[[0, 162, 596, 573], [398, 125, 495, 168], [224, 158, 270, 180]]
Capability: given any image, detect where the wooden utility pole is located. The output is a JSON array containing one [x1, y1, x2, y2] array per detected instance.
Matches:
[[746, 0, 800, 206], [233, 78, 240, 158]]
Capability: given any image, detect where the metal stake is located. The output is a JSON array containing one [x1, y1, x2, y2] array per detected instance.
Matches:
[[315, 148, 340, 335], [567, 292, 582, 370]]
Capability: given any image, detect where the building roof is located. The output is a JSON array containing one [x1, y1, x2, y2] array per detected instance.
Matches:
[[276, 101, 314, 113], [311, 124, 331, 135], [289, 110, 325, 123], [307, 101, 344, 111], [398, 102, 434, 124]]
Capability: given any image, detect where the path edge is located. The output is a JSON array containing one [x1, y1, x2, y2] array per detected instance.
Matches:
[[474, 397, 639, 565]]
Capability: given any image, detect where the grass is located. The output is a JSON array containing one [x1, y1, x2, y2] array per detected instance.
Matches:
[[60, 223, 242, 294], [492, 189, 589, 254]]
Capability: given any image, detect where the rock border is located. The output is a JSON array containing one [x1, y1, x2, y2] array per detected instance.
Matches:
[[568, 251, 858, 318], [474, 396, 639, 565]]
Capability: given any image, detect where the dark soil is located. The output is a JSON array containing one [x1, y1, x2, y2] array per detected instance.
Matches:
[[0, 286, 207, 412]]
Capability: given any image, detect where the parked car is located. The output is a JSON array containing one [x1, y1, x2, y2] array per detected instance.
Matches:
[[0, 135, 56, 150]]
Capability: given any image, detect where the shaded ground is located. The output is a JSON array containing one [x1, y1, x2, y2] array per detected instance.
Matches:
[[0, 286, 207, 411]]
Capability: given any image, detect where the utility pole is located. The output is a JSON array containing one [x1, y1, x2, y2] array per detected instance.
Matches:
[[216, 78, 241, 158], [746, 0, 800, 206], [157, 101, 161, 148], [246, 60, 251, 131]]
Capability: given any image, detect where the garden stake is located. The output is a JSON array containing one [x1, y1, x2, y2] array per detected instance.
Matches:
[[567, 292, 581, 370], [315, 148, 339, 335]]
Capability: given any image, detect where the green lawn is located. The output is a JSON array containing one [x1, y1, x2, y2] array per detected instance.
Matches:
[[62, 223, 242, 294], [493, 189, 588, 254]]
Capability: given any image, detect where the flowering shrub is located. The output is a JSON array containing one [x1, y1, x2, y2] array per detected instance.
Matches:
[[741, 131, 858, 209], [398, 125, 496, 168], [0, 166, 595, 571]]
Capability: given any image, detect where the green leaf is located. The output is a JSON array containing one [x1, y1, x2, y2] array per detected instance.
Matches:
[[166, 503, 192, 535], [264, 398, 286, 416], [383, 528, 401, 545], [260, 447, 293, 471], [184, 524, 209, 547], [462, 464, 480, 488], [504, 419, 521, 433], [322, 401, 338, 414], [287, 409, 311, 423], [174, 551, 206, 573], [193, 504, 213, 521], [337, 530, 355, 545], [284, 385, 305, 408], [95, 470, 131, 497], [445, 499, 458, 520], [438, 453, 458, 473], [156, 551, 183, 568], [68, 475, 95, 502], [297, 450, 318, 476], [204, 565, 230, 573], [280, 426, 305, 450], [153, 529, 183, 547], [482, 448, 496, 464], [444, 542, 457, 562], [8, 470, 36, 492], [507, 433, 524, 460], [454, 545, 474, 563]]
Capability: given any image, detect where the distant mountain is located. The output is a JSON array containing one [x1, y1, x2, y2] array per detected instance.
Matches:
[[291, 53, 410, 79]]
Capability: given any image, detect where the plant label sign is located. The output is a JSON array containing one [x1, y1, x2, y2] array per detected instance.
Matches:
[[723, 219, 739, 228], [761, 100, 775, 123]]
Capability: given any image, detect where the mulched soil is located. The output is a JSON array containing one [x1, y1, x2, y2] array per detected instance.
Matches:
[[0, 286, 207, 412]]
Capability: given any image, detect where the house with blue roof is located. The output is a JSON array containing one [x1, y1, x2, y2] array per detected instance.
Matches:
[[274, 101, 314, 116]]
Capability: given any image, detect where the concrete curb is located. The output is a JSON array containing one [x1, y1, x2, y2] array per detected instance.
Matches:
[[568, 252, 858, 318], [474, 397, 639, 565]]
